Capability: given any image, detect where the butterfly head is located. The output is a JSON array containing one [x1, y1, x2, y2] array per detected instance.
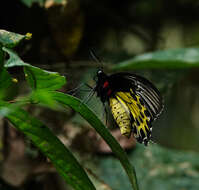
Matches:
[[96, 69, 108, 85], [95, 70, 112, 102], [96, 69, 106, 78]]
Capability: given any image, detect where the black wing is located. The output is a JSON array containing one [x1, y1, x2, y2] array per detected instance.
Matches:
[[109, 72, 163, 122]]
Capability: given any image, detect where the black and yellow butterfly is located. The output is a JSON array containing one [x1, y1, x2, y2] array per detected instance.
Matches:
[[94, 70, 163, 146]]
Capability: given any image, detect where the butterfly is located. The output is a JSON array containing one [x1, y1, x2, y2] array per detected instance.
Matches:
[[93, 70, 163, 146]]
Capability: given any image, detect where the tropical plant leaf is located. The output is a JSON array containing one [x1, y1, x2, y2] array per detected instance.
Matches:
[[24, 66, 66, 91], [112, 48, 199, 71], [0, 45, 4, 70], [0, 68, 13, 100], [0, 30, 31, 48], [3, 47, 29, 67], [0, 101, 96, 190], [50, 92, 139, 190]]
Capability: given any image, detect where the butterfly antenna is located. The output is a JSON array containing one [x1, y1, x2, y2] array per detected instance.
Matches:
[[89, 49, 103, 69]]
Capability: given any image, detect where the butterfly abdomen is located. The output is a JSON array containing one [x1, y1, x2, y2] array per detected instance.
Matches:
[[109, 97, 132, 138]]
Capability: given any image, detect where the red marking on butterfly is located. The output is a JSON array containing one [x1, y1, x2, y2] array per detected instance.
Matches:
[[103, 81, 109, 88], [107, 89, 112, 96]]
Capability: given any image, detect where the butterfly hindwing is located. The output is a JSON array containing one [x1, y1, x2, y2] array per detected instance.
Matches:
[[110, 91, 152, 145]]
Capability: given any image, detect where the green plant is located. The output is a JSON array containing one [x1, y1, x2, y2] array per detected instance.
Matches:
[[0, 30, 139, 190]]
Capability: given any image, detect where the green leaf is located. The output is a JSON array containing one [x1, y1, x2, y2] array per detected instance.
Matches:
[[29, 90, 59, 109], [0, 30, 31, 48], [51, 92, 139, 190], [3, 47, 29, 67], [24, 66, 66, 91], [0, 45, 4, 70], [0, 68, 13, 100], [2, 47, 66, 91], [0, 101, 96, 190], [112, 48, 199, 71]]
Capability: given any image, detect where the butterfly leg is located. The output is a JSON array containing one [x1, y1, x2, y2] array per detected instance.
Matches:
[[85, 83, 93, 90], [68, 83, 93, 96], [78, 88, 96, 109], [102, 103, 108, 126]]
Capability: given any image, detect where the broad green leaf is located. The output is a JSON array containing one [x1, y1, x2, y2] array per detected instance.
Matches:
[[0, 101, 96, 190], [51, 92, 139, 190], [24, 66, 66, 91], [112, 48, 199, 71], [3, 47, 29, 67], [0, 30, 31, 48], [29, 90, 59, 109], [0, 68, 13, 100], [3, 47, 65, 91]]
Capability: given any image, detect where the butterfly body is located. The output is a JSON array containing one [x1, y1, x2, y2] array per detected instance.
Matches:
[[94, 70, 163, 146]]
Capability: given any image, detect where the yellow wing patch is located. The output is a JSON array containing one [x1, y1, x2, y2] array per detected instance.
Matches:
[[109, 90, 152, 145]]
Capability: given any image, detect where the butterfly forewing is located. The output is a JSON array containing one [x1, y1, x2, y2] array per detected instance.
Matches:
[[121, 74, 163, 121], [111, 91, 152, 145]]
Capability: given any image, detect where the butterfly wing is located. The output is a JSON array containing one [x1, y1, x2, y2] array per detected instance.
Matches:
[[109, 73, 163, 121], [108, 73, 163, 145], [125, 74, 163, 121], [109, 91, 152, 145]]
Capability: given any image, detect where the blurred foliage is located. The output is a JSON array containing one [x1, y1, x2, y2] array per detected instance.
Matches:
[[47, 0, 84, 57], [20, 0, 66, 7], [112, 48, 199, 71], [96, 144, 199, 190]]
